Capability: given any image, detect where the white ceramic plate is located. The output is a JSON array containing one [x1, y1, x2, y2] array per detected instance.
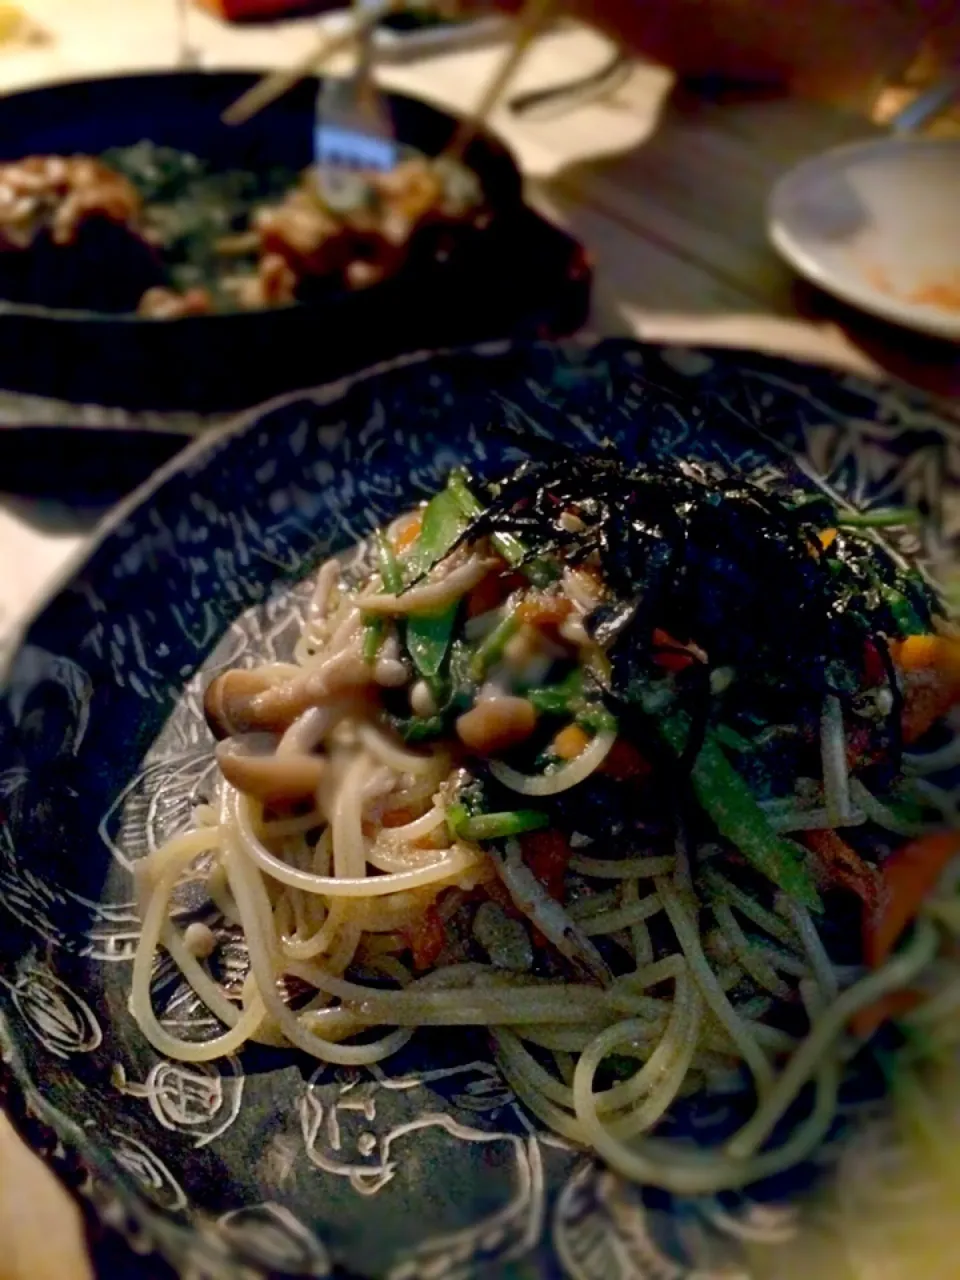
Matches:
[[768, 137, 960, 341]]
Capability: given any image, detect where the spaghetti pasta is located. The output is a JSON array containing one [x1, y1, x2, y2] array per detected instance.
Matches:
[[130, 452, 960, 1194]]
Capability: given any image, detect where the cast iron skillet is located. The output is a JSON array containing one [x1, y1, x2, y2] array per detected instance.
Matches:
[[0, 72, 590, 413]]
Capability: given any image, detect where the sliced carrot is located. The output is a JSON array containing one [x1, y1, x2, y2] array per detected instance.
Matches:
[[407, 903, 446, 973], [893, 633, 960, 678], [900, 668, 960, 745], [600, 737, 651, 782], [893, 633, 960, 743], [390, 510, 423, 554], [803, 828, 883, 914], [552, 723, 590, 761], [850, 987, 924, 1040], [517, 593, 574, 628], [866, 831, 960, 967], [817, 528, 838, 553]]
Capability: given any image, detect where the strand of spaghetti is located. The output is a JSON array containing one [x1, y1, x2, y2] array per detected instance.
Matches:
[[778, 896, 839, 1003], [357, 723, 444, 777], [295, 965, 608, 1024], [346, 985, 607, 1026], [704, 871, 801, 947], [576, 976, 704, 1140], [578, 895, 665, 936], [567, 889, 620, 920], [617, 954, 687, 989], [491, 728, 615, 797], [494, 1045, 589, 1144], [570, 1044, 841, 1195], [160, 923, 240, 1027], [621, 876, 654, 965], [254, 809, 325, 837], [726, 917, 940, 1160], [319, 915, 363, 976], [516, 1024, 611, 1052], [130, 838, 264, 1062], [133, 826, 221, 888], [496, 1022, 674, 1118], [223, 799, 412, 1064], [753, 941, 809, 979], [206, 862, 241, 925], [279, 895, 343, 961], [366, 842, 453, 874], [234, 791, 480, 895], [713, 903, 791, 999], [568, 855, 676, 879], [378, 805, 448, 844], [331, 751, 372, 878], [656, 878, 774, 1094]]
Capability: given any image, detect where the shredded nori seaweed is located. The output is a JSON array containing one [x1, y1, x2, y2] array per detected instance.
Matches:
[[452, 448, 938, 736]]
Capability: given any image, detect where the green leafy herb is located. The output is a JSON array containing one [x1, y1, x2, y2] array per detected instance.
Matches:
[[660, 714, 822, 910], [362, 528, 405, 664], [406, 489, 469, 683], [448, 804, 549, 842], [575, 705, 618, 735], [471, 612, 521, 680], [448, 469, 525, 568], [362, 619, 385, 664], [837, 508, 921, 529], [526, 670, 585, 715]]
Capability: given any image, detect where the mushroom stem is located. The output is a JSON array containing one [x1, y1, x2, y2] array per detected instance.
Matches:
[[204, 647, 372, 739]]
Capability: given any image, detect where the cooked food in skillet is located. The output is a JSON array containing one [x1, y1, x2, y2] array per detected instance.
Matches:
[[0, 141, 485, 316]]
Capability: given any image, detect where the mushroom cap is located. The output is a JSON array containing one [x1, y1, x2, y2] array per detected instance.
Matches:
[[216, 734, 325, 803]]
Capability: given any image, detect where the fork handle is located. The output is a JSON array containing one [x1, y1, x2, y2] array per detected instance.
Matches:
[[222, 0, 396, 126]]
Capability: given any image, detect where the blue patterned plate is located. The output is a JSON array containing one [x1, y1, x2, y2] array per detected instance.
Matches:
[[0, 339, 958, 1280]]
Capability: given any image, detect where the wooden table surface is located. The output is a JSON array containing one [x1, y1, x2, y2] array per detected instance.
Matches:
[[0, 5, 958, 1279]]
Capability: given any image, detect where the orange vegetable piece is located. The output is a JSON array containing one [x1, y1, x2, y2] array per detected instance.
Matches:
[[865, 831, 960, 967], [893, 633, 960, 743], [552, 723, 590, 761], [850, 988, 924, 1040], [517, 593, 573, 628], [407, 903, 446, 973], [893, 634, 960, 678], [391, 510, 423, 554], [817, 528, 838, 553], [803, 828, 882, 913]]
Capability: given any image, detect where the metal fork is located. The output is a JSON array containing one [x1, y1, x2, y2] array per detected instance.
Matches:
[[314, 0, 397, 201]]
